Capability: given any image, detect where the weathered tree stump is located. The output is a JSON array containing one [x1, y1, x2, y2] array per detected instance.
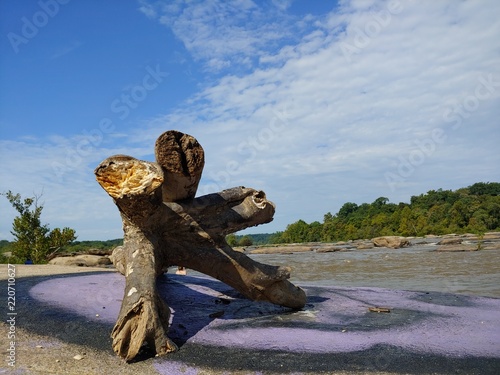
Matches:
[[95, 130, 306, 361]]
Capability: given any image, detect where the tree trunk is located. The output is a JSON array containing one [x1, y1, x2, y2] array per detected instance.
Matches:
[[95, 130, 306, 362]]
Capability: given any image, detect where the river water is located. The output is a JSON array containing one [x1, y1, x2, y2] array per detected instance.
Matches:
[[249, 245, 500, 298]]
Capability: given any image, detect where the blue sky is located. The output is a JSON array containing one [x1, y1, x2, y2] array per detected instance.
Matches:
[[1, 0, 499, 241]]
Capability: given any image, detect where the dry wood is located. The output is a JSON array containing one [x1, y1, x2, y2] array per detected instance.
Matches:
[[95, 130, 306, 362], [155, 130, 204, 202], [368, 307, 391, 313]]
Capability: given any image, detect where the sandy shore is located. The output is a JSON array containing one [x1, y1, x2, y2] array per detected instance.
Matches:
[[1, 265, 499, 375], [0, 264, 116, 280]]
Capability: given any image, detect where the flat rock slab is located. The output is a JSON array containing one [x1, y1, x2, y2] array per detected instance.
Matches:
[[21, 272, 500, 374]]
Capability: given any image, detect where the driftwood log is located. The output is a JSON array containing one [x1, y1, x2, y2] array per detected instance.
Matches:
[[94, 130, 306, 361]]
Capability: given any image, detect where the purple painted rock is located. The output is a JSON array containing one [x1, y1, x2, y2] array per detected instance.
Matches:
[[27, 272, 500, 374]]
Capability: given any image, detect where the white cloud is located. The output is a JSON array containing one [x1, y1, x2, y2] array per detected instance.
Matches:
[[147, 0, 310, 72], [271, 0, 292, 12], [137, 0, 158, 19], [136, 0, 500, 232]]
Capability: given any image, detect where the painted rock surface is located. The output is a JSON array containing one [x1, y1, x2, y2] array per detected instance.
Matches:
[[29, 272, 500, 374]]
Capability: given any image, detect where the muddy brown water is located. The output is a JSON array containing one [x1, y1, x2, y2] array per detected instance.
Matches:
[[249, 245, 500, 298]]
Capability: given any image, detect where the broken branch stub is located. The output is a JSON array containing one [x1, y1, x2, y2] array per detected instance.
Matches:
[[95, 129, 306, 362], [155, 130, 204, 202]]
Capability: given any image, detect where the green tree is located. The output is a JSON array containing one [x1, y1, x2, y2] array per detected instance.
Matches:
[[225, 234, 238, 247], [469, 182, 500, 196], [322, 217, 343, 242], [338, 202, 358, 220], [344, 223, 358, 240], [397, 206, 412, 236], [269, 231, 284, 244], [280, 220, 311, 243], [307, 221, 323, 242], [2, 191, 77, 263], [468, 208, 494, 233], [270, 182, 500, 244], [47, 227, 78, 259], [372, 197, 389, 207], [0, 240, 12, 263], [238, 235, 253, 247]]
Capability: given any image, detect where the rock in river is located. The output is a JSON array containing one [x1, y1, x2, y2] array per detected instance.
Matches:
[[372, 236, 410, 249]]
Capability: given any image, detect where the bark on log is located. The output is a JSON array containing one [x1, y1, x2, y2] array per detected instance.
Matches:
[[95, 130, 306, 362]]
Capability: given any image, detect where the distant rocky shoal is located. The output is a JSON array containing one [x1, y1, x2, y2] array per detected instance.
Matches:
[[242, 232, 500, 255], [47, 232, 500, 266]]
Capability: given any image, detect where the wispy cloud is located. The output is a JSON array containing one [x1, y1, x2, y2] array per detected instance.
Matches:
[[141, 0, 313, 73], [137, 0, 500, 228], [50, 40, 83, 60], [137, 0, 158, 19]]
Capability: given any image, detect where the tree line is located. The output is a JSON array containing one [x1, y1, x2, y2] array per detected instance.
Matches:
[[271, 182, 500, 243], [2, 182, 499, 263]]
